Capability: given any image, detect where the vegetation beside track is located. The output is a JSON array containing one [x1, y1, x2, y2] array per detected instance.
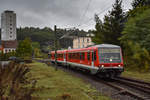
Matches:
[[27, 61, 111, 100], [0, 62, 35, 100], [122, 70, 150, 82]]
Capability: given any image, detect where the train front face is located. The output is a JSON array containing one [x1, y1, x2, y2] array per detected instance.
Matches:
[[98, 46, 124, 78]]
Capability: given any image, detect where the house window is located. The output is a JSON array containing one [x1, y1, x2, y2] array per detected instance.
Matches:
[[87, 38, 89, 43]]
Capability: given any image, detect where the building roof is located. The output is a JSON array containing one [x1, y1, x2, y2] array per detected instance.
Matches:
[[4, 10, 14, 13], [1, 40, 18, 48]]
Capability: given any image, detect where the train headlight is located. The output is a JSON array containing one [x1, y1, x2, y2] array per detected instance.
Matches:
[[118, 65, 121, 67], [101, 65, 104, 67]]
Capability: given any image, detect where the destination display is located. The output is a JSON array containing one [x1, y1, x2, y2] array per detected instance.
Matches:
[[100, 48, 120, 53]]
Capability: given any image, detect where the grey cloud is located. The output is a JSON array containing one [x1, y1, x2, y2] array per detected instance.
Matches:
[[0, 0, 133, 30]]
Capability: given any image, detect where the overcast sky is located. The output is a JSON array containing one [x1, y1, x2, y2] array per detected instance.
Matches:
[[0, 0, 132, 31]]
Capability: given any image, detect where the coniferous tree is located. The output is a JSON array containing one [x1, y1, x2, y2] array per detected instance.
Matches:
[[102, 0, 125, 45], [132, 0, 150, 8], [92, 0, 125, 45], [92, 14, 104, 44], [120, 8, 150, 71]]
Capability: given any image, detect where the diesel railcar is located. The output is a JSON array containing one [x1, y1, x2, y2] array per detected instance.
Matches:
[[50, 44, 124, 78]]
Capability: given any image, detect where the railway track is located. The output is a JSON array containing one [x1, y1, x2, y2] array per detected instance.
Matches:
[[35, 59, 150, 100], [115, 76, 150, 94], [97, 78, 150, 100]]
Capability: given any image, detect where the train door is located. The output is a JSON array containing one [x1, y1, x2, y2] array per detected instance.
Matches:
[[91, 50, 97, 67], [91, 51, 94, 67], [64, 52, 66, 62], [87, 51, 91, 66]]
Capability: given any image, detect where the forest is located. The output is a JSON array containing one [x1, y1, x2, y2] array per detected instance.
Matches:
[[92, 0, 150, 72]]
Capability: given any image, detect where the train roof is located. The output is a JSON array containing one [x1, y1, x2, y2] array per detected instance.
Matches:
[[93, 44, 120, 48], [50, 44, 121, 53]]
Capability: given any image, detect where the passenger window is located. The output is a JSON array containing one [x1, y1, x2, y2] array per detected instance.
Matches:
[[92, 51, 96, 61], [64, 54, 66, 59], [80, 53, 82, 60], [92, 52, 94, 61], [87, 52, 90, 60], [82, 53, 85, 60], [94, 51, 96, 61]]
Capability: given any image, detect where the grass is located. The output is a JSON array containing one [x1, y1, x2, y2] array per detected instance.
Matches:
[[122, 70, 150, 82], [27, 62, 111, 100]]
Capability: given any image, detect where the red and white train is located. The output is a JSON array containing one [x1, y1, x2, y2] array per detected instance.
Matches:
[[50, 44, 124, 78]]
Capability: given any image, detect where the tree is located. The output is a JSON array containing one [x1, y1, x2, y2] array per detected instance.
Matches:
[[92, 0, 125, 45], [127, 0, 150, 18], [120, 8, 150, 50], [120, 8, 150, 71], [103, 0, 125, 45], [92, 14, 104, 44], [16, 38, 32, 57], [132, 0, 150, 8], [32, 42, 40, 49]]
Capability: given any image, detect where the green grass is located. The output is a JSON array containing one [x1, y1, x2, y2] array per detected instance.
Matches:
[[27, 62, 111, 100], [122, 70, 150, 82]]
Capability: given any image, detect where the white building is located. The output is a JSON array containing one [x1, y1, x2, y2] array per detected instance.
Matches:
[[1, 10, 17, 53], [1, 10, 16, 41], [73, 33, 94, 49]]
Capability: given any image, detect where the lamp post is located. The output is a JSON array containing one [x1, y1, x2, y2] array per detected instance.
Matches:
[[53, 26, 78, 71], [54, 25, 58, 71]]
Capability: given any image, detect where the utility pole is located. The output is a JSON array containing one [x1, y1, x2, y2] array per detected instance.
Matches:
[[54, 25, 58, 71]]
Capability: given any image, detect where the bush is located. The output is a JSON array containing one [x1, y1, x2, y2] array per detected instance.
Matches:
[[0, 62, 36, 100]]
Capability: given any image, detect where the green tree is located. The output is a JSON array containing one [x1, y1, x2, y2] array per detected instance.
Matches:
[[120, 8, 150, 71], [132, 0, 150, 8], [32, 42, 42, 58], [32, 42, 40, 49], [103, 0, 125, 45], [92, 14, 104, 44], [16, 38, 32, 57], [92, 0, 125, 45]]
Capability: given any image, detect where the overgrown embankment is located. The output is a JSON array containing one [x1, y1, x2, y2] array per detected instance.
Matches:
[[27, 62, 111, 100], [0, 62, 35, 100]]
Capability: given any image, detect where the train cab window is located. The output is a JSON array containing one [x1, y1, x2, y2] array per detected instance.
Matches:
[[87, 52, 90, 60]]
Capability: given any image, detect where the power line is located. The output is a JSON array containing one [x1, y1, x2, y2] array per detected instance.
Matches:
[[63, 1, 113, 30], [60, 5, 113, 39], [79, 0, 92, 26], [77, 5, 112, 28]]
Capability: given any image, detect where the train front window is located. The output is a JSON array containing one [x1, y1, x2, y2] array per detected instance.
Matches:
[[98, 48, 121, 63]]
